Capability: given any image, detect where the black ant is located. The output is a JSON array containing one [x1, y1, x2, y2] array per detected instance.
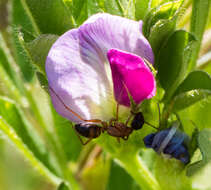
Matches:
[[49, 86, 157, 145]]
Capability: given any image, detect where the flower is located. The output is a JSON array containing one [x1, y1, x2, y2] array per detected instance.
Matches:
[[46, 13, 156, 123]]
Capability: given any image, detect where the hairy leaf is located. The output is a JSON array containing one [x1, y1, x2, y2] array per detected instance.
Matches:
[[157, 30, 196, 102], [25, 0, 74, 35], [187, 129, 211, 176], [26, 34, 58, 74]]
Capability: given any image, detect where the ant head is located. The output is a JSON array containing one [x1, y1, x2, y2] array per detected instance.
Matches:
[[131, 112, 144, 130]]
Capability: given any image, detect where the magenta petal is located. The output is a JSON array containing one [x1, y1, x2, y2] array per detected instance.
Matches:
[[108, 49, 156, 106]]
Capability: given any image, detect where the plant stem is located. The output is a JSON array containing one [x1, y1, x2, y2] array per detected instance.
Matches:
[[0, 118, 61, 187], [197, 51, 211, 69], [116, 152, 161, 190]]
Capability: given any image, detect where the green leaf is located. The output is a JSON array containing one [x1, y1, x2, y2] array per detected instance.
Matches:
[[155, 156, 191, 190], [0, 37, 18, 86], [36, 72, 49, 92], [81, 153, 111, 190], [103, 0, 125, 16], [0, 115, 61, 187], [12, 0, 39, 41], [87, 0, 103, 16], [188, 0, 210, 71], [148, 18, 176, 55], [0, 96, 60, 175], [172, 90, 211, 111], [106, 160, 140, 190], [12, 28, 35, 81], [171, 71, 211, 111], [115, 152, 161, 190], [11, 0, 41, 81], [187, 129, 211, 176], [174, 71, 211, 96], [57, 182, 70, 190], [157, 30, 196, 102], [64, 0, 88, 26], [143, 0, 183, 38], [26, 34, 58, 74], [150, 0, 164, 8], [188, 128, 198, 158], [135, 0, 150, 20], [24, 0, 74, 35]]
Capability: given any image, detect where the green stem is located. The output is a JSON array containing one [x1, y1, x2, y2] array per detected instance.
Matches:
[[177, 5, 191, 28], [0, 118, 61, 187], [0, 32, 25, 92], [116, 152, 161, 190], [197, 51, 211, 69], [188, 0, 210, 71], [124, 0, 133, 18], [115, 0, 125, 16], [0, 65, 24, 104]]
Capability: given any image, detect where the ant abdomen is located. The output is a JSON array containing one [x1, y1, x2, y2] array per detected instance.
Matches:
[[74, 123, 102, 138], [143, 127, 190, 164]]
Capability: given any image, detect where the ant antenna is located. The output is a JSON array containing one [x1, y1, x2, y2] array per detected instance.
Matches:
[[144, 121, 158, 130], [157, 103, 161, 127], [49, 86, 102, 123]]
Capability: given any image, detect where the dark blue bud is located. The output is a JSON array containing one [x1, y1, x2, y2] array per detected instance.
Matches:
[[143, 133, 156, 148], [143, 126, 190, 164], [163, 131, 186, 154], [151, 129, 170, 152], [172, 145, 190, 164]]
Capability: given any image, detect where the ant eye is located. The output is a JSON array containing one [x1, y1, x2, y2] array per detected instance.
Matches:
[[131, 112, 144, 130]]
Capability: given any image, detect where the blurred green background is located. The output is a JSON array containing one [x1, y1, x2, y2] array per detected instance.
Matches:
[[0, 0, 211, 190]]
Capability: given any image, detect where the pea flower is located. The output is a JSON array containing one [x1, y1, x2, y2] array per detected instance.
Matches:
[[46, 13, 156, 123]]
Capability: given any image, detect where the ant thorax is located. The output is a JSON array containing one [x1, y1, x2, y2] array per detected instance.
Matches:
[[105, 118, 133, 139]]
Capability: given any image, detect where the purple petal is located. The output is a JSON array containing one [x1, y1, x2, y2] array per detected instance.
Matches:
[[108, 49, 156, 106], [79, 13, 154, 64], [46, 29, 113, 123]]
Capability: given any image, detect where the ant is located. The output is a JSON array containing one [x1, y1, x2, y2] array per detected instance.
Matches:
[[49, 86, 157, 145]]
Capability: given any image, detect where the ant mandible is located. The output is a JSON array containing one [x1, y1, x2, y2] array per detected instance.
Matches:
[[49, 86, 157, 145]]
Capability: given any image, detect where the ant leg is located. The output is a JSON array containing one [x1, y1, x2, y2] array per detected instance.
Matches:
[[116, 137, 120, 143], [109, 118, 117, 126], [82, 138, 93, 145], [144, 121, 158, 130], [125, 113, 133, 126], [116, 102, 119, 121], [49, 86, 102, 123]]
